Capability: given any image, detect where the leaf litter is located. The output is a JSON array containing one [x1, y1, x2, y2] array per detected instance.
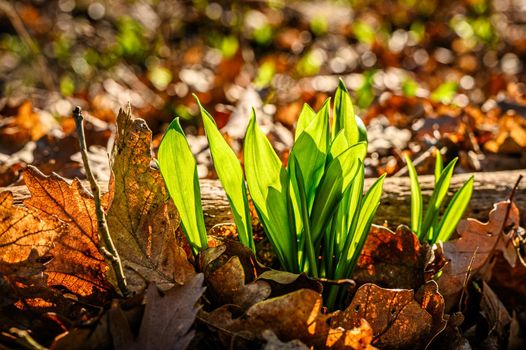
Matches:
[[0, 110, 525, 349]]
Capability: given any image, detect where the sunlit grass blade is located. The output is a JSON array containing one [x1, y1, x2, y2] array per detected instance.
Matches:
[[294, 103, 317, 140], [292, 156, 318, 278], [434, 176, 474, 243], [434, 150, 443, 185], [196, 96, 255, 251], [421, 158, 458, 239], [244, 109, 295, 271], [158, 118, 208, 253], [404, 154, 423, 238]]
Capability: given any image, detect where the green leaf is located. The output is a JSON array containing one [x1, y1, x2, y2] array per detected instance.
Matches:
[[196, 96, 254, 251], [244, 109, 295, 271], [157, 118, 207, 253], [336, 173, 386, 278], [294, 103, 317, 140], [404, 154, 422, 237], [434, 151, 443, 185], [421, 158, 458, 238], [309, 142, 366, 245], [292, 156, 318, 277], [430, 81, 458, 104], [333, 79, 367, 144], [289, 99, 330, 204], [435, 176, 474, 243]]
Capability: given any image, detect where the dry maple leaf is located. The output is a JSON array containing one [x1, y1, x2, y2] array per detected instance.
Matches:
[[1, 191, 62, 263], [106, 107, 194, 293], [332, 282, 446, 350], [23, 166, 111, 296], [109, 273, 205, 350], [438, 201, 520, 311]]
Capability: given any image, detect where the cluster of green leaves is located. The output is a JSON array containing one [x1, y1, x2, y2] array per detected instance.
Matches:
[[157, 81, 385, 297], [405, 151, 474, 245]]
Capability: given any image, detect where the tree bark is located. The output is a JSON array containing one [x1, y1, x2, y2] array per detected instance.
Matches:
[[2, 169, 525, 229]]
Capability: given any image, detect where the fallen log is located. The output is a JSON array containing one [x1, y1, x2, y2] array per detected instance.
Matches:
[[2, 169, 525, 230]]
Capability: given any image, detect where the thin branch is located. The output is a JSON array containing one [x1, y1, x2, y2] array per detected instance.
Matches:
[[73, 106, 129, 297]]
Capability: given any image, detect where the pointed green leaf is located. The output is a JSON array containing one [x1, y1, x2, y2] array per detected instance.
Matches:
[[294, 103, 317, 140], [336, 173, 385, 278], [310, 142, 365, 245], [332, 79, 368, 144], [196, 97, 254, 251], [434, 150, 443, 185], [158, 118, 207, 253], [244, 109, 295, 270], [292, 156, 318, 277], [289, 98, 330, 207], [435, 176, 474, 243], [421, 158, 458, 237], [404, 154, 422, 238]]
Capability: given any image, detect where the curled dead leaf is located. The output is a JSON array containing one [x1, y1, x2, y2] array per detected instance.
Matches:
[[106, 108, 194, 293]]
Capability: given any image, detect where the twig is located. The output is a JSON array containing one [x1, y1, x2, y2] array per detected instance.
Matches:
[[487, 174, 523, 262], [73, 106, 129, 297], [458, 246, 478, 313]]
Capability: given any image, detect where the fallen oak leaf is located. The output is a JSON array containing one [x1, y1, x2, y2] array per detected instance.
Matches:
[[438, 201, 520, 311], [106, 107, 194, 293], [109, 273, 205, 350], [23, 166, 111, 297]]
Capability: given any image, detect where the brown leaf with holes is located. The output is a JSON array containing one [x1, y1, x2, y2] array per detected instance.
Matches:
[[106, 108, 194, 293], [332, 282, 446, 350], [23, 166, 111, 296], [353, 225, 433, 290], [1, 191, 62, 263], [438, 201, 520, 311]]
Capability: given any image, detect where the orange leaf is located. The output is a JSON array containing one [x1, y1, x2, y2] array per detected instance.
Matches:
[[23, 166, 111, 296]]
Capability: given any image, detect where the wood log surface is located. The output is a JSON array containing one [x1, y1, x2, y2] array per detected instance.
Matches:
[[2, 169, 526, 229]]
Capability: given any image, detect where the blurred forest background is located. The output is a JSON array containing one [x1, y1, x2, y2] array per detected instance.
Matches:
[[1, 0, 526, 186]]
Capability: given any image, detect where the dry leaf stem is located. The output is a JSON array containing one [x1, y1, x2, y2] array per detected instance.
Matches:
[[73, 106, 129, 296]]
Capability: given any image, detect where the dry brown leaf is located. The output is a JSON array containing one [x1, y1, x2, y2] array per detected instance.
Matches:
[[353, 225, 432, 290], [199, 240, 321, 309], [106, 108, 194, 293], [109, 273, 205, 350], [438, 201, 520, 311], [207, 255, 271, 309], [0, 101, 49, 152], [202, 288, 376, 349], [332, 282, 446, 349], [1, 191, 62, 263], [23, 166, 111, 296]]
